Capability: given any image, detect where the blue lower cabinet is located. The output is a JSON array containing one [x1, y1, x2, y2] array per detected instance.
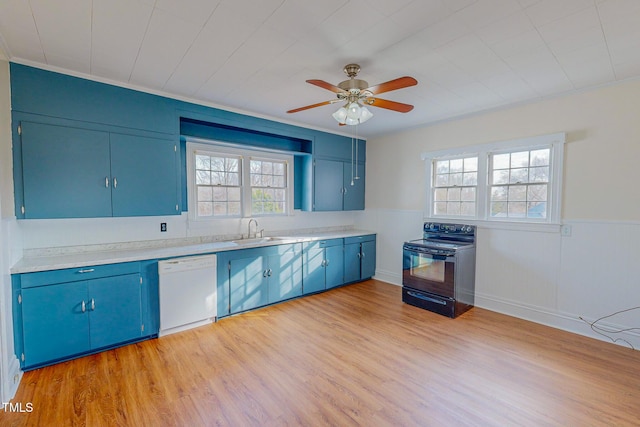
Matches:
[[344, 235, 377, 283], [224, 244, 302, 315], [16, 263, 148, 370], [303, 239, 344, 294]]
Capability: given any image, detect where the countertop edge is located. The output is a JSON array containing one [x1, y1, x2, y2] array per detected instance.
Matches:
[[11, 230, 377, 274]]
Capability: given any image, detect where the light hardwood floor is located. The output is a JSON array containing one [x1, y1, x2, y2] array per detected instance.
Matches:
[[3, 280, 640, 426]]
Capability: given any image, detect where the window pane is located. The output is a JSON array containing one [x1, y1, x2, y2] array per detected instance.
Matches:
[[508, 202, 527, 217], [434, 202, 447, 215], [196, 170, 210, 185], [197, 186, 212, 201], [213, 202, 227, 215], [228, 187, 241, 202], [450, 173, 463, 186], [527, 184, 547, 202], [273, 176, 285, 187], [211, 157, 225, 171], [510, 168, 528, 183], [198, 202, 213, 216], [447, 202, 461, 215], [493, 153, 510, 169], [450, 159, 463, 173], [195, 155, 210, 170], [527, 201, 547, 218], [490, 201, 507, 217], [447, 188, 461, 201], [510, 151, 529, 168], [436, 160, 449, 174], [491, 186, 508, 201], [508, 185, 527, 201], [531, 149, 549, 166], [434, 188, 447, 201], [529, 166, 549, 182], [228, 202, 241, 215], [493, 170, 509, 185], [226, 158, 239, 172], [461, 187, 476, 201], [464, 157, 477, 172], [460, 202, 475, 216], [463, 172, 477, 186], [435, 174, 449, 187]]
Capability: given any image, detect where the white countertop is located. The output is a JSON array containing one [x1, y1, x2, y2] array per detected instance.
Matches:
[[11, 230, 376, 274]]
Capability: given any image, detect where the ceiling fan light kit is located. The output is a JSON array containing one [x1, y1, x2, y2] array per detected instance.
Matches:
[[287, 64, 417, 126]]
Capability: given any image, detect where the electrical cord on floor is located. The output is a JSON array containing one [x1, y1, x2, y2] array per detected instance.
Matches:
[[579, 306, 640, 350]]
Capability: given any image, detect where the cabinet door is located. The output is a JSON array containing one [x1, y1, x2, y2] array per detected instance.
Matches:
[[88, 274, 143, 349], [110, 133, 179, 217], [343, 162, 365, 211], [361, 240, 376, 279], [20, 122, 112, 218], [268, 246, 302, 303], [303, 244, 326, 294], [21, 282, 90, 367], [313, 159, 344, 211], [229, 254, 268, 313], [344, 243, 362, 283], [325, 245, 345, 289]]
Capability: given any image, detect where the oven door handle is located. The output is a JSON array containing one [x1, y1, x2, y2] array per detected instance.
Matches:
[[404, 247, 455, 260]]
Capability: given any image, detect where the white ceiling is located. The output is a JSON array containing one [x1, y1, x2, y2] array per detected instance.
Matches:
[[1, 0, 639, 137]]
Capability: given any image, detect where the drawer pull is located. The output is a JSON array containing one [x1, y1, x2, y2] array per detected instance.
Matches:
[[91, 298, 95, 311], [78, 269, 95, 274], [81, 300, 86, 313]]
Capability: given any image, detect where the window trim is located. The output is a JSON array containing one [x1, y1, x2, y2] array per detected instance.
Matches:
[[186, 139, 294, 220], [422, 132, 565, 226]]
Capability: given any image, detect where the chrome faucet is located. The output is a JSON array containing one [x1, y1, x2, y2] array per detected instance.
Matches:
[[247, 218, 258, 239]]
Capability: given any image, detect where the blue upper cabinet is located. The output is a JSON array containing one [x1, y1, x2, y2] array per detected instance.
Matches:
[[10, 63, 175, 134], [18, 121, 179, 218]]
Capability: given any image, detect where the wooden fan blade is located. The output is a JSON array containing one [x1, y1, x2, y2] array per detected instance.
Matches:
[[307, 79, 345, 94], [365, 76, 417, 95], [287, 100, 338, 114], [366, 97, 414, 113]]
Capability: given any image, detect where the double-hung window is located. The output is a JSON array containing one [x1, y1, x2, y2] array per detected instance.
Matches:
[[187, 141, 292, 219], [424, 133, 565, 225]]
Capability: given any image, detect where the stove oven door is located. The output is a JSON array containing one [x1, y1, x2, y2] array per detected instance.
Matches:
[[402, 246, 455, 298]]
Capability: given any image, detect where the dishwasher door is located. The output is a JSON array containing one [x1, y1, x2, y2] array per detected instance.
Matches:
[[158, 254, 217, 337]]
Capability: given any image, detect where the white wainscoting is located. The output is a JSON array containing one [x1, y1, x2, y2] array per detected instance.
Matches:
[[355, 209, 640, 350]]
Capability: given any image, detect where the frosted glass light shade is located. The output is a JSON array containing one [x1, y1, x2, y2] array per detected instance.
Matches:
[[332, 107, 347, 124], [333, 102, 373, 125]]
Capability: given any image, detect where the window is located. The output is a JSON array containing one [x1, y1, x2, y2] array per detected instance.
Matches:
[[195, 154, 241, 217], [433, 156, 478, 216], [489, 148, 550, 219], [187, 141, 292, 219], [250, 159, 287, 215], [423, 133, 565, 225]]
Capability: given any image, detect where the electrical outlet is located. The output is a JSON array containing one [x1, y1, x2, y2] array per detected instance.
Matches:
[[561, 224, 572, 237], [160, 223, 167, 232]]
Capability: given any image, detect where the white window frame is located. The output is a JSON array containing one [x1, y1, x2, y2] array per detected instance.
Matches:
[[186, 139, 294, 221], [422, 133, 565, 230]]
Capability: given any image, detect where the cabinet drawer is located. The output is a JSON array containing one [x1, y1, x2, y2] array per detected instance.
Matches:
[[21, 262, 141, 288], [303, 238, 343, 251], [344, 234, 376, 245]]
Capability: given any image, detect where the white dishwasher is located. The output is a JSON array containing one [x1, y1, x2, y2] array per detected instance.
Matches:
[[158, 254, 217, 337]]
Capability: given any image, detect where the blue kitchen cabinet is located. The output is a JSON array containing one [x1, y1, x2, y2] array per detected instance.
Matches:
[[20, 121, 113, 218], [21, 282, 90, 368], [226, 244, 302, 314], [17, 121, 179, 219], [303, 239, 344, 294], [344, 235, 377, 283], [110, 133, 180, 216], [313, 159, 366, 211], [15, 263, 147, 370]]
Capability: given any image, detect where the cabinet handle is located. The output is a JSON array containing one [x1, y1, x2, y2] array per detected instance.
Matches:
[[105, 177, 109, 188], [325, 259, 330, 266], [344, 187, 347, 195], [357, 253, 361, 259], [90, 298, 95, 311], [361, 252, 365, 258], [81, 300, 86, 313], [267, 269, 272, 277], [263, 270, 267, 278], [113, 177, 118, 189], [321, 260, 326, 267], [78, 268, 95, 274]]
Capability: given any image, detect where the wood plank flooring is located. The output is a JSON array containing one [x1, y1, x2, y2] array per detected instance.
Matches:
[[3, 280, 640, 426]]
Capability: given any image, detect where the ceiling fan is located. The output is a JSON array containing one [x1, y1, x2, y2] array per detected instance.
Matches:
[[287, 64, 418, 125]]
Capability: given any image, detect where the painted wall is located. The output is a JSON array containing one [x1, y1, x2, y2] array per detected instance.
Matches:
[[359, 78, 640, 349]]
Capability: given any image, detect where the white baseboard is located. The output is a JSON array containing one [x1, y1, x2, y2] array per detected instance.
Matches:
[[3, 355, 22, 402], [475, 292, 640, 350], [372, 269, 401, 286]]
